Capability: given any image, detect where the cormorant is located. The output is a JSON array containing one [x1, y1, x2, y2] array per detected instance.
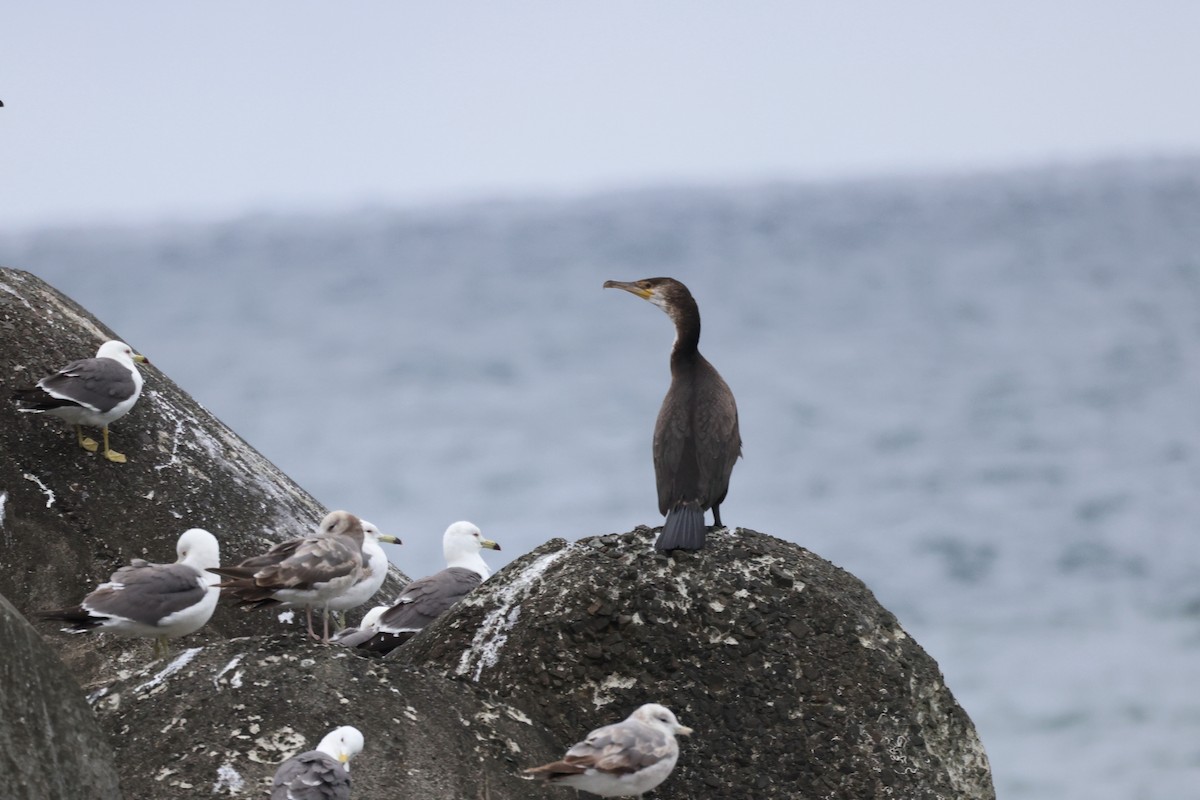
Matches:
[[604, 277, 741, 551]]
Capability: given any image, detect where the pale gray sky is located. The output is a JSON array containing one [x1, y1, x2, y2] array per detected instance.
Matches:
[[2, 2, 1198, 229]]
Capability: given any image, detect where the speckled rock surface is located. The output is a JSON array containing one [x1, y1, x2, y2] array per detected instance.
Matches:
[[0, 267, 409, 685], [90, 635, 565, 800], [0, 593, 122, 800], [397, 527, 995, 800]]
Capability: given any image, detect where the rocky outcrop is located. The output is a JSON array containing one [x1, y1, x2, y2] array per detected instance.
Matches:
[[0, 266, 994, 799], [0, 267, 409, 684], [0, 594, 122, 800], [89, 635, 565, 800], [397, 528, 995, 800]]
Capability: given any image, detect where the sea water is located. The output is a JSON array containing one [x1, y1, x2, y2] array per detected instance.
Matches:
[[4, 158, 1200, 799]]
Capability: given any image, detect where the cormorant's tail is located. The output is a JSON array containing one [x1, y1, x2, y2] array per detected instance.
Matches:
[[657, 503, 706, 552]]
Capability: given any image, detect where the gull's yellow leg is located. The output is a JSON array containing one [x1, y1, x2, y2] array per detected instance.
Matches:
[[77, 425, 99, 452], [101, 427, 127, 463]]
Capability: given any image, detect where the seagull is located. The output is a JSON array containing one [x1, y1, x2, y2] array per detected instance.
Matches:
[[40, 528, 220, 658], [326, 520, 401, 628], [271, 725, 364, 800], [210, 510, 366, 642], [525, 704, 693, 797], [13, 339, 149, 463], [329, 604, 390, 647], [354, 521, 500, 655]]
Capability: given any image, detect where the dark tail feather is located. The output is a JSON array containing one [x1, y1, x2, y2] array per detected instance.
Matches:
[[657, 504, 706, 552], [14, 386, 82, 412], [39, 607, 100, 631], [356, 629, 415, 655]]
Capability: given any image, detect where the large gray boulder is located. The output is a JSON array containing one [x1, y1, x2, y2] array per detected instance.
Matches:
[[0, 266, 994, 799], [89, 635, 565, 799], [0, 593, 122, 800], [397, 527, 995, 800], [0, 267, 409, 684]]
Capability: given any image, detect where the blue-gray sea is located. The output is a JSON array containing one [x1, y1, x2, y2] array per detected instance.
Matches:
[[4, 159, 1200, 799]]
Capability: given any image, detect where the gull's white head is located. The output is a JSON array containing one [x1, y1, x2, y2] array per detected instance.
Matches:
[[442, 521, 501, 578], [175, 528, 220, 571], [358, 605, 389, 630], [316, 725, 364, 768], [631, 703, 693, 737], [96, 340, 147, 367], [361, 520, 401, 547]]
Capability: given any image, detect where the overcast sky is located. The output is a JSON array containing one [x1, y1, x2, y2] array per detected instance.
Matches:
[[2, 2, 1198, 229]]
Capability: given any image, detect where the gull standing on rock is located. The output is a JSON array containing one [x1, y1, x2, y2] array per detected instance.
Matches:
[[210, 510, 366, 642], [525, 703, 693, 797], [40, 528, 221, 658], [13, 339, 149, 463], [271, 725, 364, 800], [327, 519, 401, 628], [354, 521, 500, 654], [604, 278, 741, 552]]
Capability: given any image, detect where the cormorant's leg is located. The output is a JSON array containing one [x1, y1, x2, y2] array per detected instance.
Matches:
[[77, 425, 99, 452], [101, 427, 128, 463]]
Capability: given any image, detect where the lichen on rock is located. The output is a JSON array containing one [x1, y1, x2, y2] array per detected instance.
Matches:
[[0, 267, 994, 799], [397, 526, 995, 800]]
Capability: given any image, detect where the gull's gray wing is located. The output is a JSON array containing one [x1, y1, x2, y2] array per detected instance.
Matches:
[[34, 356, 136, 414], [271, 751, 351, 800], [212, 535, 360, 604], [357, 567, 481, 654], [565, 719, 674, 774], [83, 562, 207, 627]]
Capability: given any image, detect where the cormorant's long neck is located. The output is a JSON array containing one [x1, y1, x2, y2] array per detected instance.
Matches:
[[668, 296, 701, 368]]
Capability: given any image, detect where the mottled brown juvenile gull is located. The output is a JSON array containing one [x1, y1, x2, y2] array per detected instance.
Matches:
[[210, 510, 365, 642], [326, 519, 401, 627], [13, 339, 149, 463], [355, 521, 500, 654], [525, 703, 693, 797], [40, 528, 220, 658], [271, 725, 363, 800]]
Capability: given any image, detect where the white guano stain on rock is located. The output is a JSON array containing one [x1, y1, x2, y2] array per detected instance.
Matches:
[[456, 547, 573, 682], [22, 472, 55, 507], [213, 655, 245, 689], [211, 762, 245, 795], [589, 673, 638, 709], [133, 647, 203, 694], [0, 280, 35, 311], [248, 727, 308, 764]]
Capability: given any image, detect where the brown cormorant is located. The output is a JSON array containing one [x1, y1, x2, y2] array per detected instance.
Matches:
[[604, 277, 741, 551]]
